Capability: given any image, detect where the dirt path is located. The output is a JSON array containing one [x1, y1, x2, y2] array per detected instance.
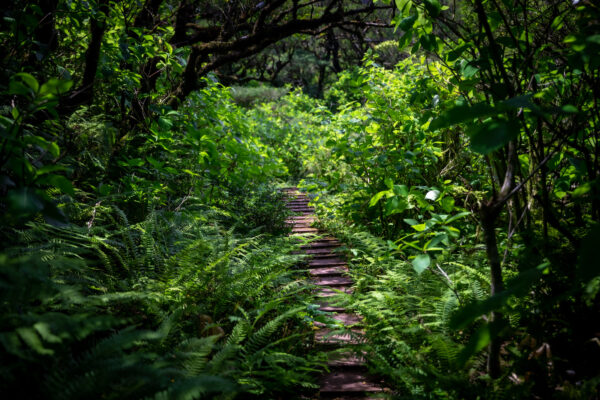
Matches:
[[282, 187, 386, 399]]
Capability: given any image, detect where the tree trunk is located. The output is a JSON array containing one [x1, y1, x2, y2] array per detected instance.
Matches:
[[480, 201, 504, 378], [61, 0, 109, 110]]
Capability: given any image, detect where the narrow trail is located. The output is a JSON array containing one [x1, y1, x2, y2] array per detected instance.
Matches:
[[282, 187, 386, 399]]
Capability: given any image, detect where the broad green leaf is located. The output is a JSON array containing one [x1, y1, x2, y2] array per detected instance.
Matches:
[[447, 44, 469, 62], [13, 72, 39, 92], [572, 182, 592, 197], [395, 0, 412, 14], [39, 174, 75, 196], [384, 177, 394, 189], [420, 33, 438, 51], [457, 323, 492, 365], [430, 102, 496, 130], [561, 104, 578, 113], [411, 223, 427, 231], [36, 165, 67, 176], [22, 136, 59, 157], [445, 211, 471, 224], [385, 196, 408, 216], [441, 196, 455, 212], [462, 62, 479, 78], [412, 254, 430, 274], [423, 0, 441, 17], [393, 184, 409, 197], [40, 78, 73, 96], [398, 31, 413, 49], [16, 327, 53, 355], [127, 158, 145, 167], [469, 119, 520, 155], [398, 14, 417, 31], [369, 190, 389, 207]]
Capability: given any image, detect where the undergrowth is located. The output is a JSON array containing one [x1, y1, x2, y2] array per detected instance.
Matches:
[[0, 191, 325, 399]]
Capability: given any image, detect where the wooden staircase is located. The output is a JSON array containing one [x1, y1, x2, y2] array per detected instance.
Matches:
[[282, 187, 387, 399]]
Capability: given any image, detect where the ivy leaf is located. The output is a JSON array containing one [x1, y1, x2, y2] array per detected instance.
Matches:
[[412, 254, 430, 274]]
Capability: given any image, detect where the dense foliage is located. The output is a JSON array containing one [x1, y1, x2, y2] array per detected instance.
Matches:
[[1, 0, 599, 399]]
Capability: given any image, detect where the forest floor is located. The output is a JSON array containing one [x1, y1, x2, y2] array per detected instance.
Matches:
[[283, 187, 388, 399]]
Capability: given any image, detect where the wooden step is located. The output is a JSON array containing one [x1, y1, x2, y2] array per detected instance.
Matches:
[[302, 241, 341, 249], [286, 217, 315, 222], [327, 351, 367, 367], [317, 298, 348, 312], [319, 371, 383, 394], [317, 286, 354, 297], [287, 222, 315, 227], [309, 266, 349, 276], [292, 227, 319, 233], [304, 247, 342, 255], [315, 313, 362, 327], [315, 328, 364, 345], [310, 258, 347, 267], [314, 276, 353, 286]]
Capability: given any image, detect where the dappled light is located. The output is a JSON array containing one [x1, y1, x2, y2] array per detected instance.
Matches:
[[1, 0, 599, 399]]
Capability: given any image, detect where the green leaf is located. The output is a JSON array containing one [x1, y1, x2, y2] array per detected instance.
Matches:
[[561, 104, 578, 113], [13, 72, 39, 93], [38, 174, 75, 196], [397, 14, 417, 31], [441, 197, 455, 212], [369, 190, 389, 207], [420, 33, 438, 51], [412, 254, 430, 274], [385, 196, 408, 216], [457, 323, 491, 365], [398, 31, 413, 49], [16, 327, 53, 355], [572, 182, 592, 197], [384, 177, 394, 189], [411, 223, 427, 231], [126, 158, 145, 167], [445, 211, 471, 224], [36, 165, 67, 176], [393, 184, 409, 197], [22, 135, 59, 157], [430, 102, 496, 130], [40, 78, 73, 96], [423, 0, 441, 17], [469, 119, 520, 155], [462, 62, 479, 78], [447, 44, 469, 62], [395, 0, 412, 14]]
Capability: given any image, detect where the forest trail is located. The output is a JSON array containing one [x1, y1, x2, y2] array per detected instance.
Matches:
[[282, 187, 386, 399]]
